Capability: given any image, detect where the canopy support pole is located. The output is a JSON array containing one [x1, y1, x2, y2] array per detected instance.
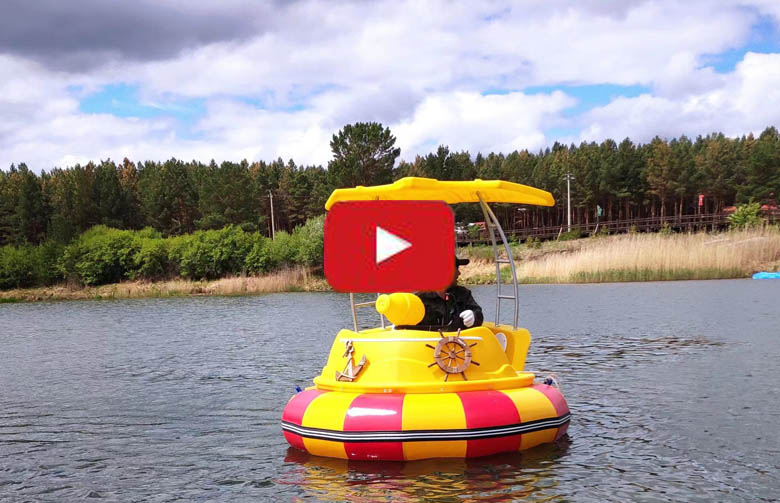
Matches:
[[477, 193, 520, 329]]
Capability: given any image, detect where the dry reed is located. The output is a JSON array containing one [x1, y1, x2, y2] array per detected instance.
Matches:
[[0, 266, 329, 303], [206, 268, 329, 295], [461, 228, 780, 284]]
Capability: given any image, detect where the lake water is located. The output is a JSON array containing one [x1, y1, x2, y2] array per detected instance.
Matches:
[[1, 280, 778, 502]]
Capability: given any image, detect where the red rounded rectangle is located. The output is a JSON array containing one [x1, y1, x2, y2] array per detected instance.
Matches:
[[324, 201, 455, 293]]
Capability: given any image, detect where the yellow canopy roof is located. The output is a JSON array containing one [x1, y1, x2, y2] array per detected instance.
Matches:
[[325, 177, 555, 210]]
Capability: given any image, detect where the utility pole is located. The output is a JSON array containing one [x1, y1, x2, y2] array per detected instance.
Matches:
[[567, 173, 572, 232], [268, 191, 275, 239]]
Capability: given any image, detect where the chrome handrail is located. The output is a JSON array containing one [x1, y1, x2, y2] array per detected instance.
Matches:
[[477, 193, 520, 329], [349, 293, 386, 332]]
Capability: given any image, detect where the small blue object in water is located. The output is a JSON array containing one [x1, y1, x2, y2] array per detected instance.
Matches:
[[295, 386, 302, 393], [753, 271, 780, 279], [544, 377, 554, 386]]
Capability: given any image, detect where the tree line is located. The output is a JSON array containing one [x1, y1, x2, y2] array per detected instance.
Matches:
[[2, 123, 779, 250], [1, 122, 778, 289]]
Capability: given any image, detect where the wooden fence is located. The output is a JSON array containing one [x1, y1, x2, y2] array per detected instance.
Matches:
[[456, 210, 780, 246]]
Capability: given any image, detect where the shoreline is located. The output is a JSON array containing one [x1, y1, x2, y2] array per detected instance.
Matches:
[[2, 230, 778, 303], [0, 267, 330, 303], [0, 270, 762, 304]]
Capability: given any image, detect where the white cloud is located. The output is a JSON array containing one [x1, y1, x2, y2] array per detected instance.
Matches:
[[652, 52, 726, 99], [88, 0, 757, 100], [191, 99, 333, 164], [1, 1, 779, 171], [393, 91, 576, 157], [741, 0, 780, 23], [0, 55, 191, 168], [573, 52, 780, 144]]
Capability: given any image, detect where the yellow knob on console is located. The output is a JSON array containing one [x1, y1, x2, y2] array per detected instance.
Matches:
[[375, 292, 425, 326]]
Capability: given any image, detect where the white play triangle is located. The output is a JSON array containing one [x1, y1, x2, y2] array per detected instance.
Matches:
[[375, 226, 412, 264]]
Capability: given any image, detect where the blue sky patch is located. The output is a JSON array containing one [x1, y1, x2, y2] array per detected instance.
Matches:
[[544, 127, 581, 143], [701, 14, 780, 73], [481, 84, 652, 142], [523, 84, 651, 116], [235, 83, 340, 112], [483, 83, 650, 115], [78, 84, 206, 121], [704, 49, 751, 73], [237, 95, 306, 113], [481, 88, 511, 96], [77, 83, 207, 139]]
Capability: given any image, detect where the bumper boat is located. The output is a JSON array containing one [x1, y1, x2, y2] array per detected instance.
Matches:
[[282, 178, 570, 461]]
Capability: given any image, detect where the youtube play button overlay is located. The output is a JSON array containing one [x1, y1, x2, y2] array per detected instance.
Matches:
[[376, 226, 411, 264], [325, 201, 455, 293]]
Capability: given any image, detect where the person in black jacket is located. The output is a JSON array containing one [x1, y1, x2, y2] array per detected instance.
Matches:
[[411, 257, 484, 331]]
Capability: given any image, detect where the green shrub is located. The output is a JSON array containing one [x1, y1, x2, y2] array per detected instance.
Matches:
[[464, 244, 494, 261], [136, 227, 162, 240], [292, 215, 324, 267], [0, 245, 36, 289], [558, 230, 581, 241], [132, 238, 170, 280], [0, 215, 328, 289], [35, 241, 65, 285], [166, 234, 192, 273], [728, 202, 764, 229], [60, 226, 140, 285], [245, 235, 273, 274], [525, 236, 542, 249], [178, 237, 213, 279], [659, 222, 674, 235], [239, 222, 258, 233], [213, 225, 254, 273], [0, 241, 65, 290], [265, 231, 298, 269], [178, 225, 254, 279]]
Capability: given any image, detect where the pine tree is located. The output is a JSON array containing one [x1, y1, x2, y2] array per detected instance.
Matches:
[[328, 122, 400, 188], [646, 137, 673, 218]]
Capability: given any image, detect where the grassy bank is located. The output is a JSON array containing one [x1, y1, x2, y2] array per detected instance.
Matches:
[[3, 229, 779, 303], [0, 267, 329, 303], [461, 228, 780, 284]]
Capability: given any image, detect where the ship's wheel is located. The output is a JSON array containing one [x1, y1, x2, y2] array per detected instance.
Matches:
[[426, 329, 479, 381]]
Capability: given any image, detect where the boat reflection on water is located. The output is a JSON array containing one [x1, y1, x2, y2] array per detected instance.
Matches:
[[279, 437, 571, 502]]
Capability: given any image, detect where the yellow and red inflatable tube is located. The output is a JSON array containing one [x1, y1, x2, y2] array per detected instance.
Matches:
[[282, 384, 569, 461]]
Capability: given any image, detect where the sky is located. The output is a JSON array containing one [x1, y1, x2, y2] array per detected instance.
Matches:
[[2, 0, 780, 172]]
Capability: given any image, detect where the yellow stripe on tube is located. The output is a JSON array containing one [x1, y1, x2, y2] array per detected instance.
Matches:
[[500, 387, 558, 450], [402, 393, 466, 460], [301, 392, 360, 459]]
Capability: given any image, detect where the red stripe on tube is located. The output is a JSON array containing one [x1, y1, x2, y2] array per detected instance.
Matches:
[[458, 391, 522, 458], [343, 394, 405, 461], [282, 389, 326, 451]]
